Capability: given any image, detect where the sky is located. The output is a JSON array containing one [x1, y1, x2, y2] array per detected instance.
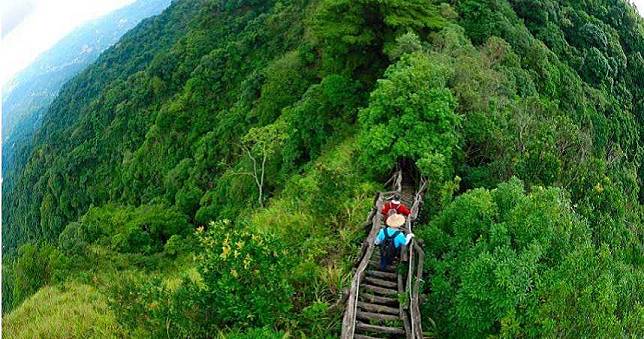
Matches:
[[635, 0, 644, 16], [1, 0, 135, 86]]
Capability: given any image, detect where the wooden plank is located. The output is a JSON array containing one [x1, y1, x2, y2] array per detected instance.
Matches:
[[342, 236, 373, 334], [357, 301, 399, 315], [343, 170, 428, 339], [411, 242, 425, 339], [354, 335, 382, 339], [353, 192, 382, 268], [368, 260, 396, 272], [357, 310, 400, 322], [401, 244, 409, 262], [341, 193, 385, 339], [360, 293, 398, 305], [364, 276, 397, 288], [356, 322, 405, 335], [366, 270, 397, 280], [362, 284, 398, 296]]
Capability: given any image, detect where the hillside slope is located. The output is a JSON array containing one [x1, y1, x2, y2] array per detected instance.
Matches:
[[3, 0, 642, 337], [2, 0, 171, 138], [2, 0, 172, 221]]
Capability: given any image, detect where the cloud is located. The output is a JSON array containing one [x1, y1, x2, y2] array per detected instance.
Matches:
[[1, 0, 135, 85], [1, 0, 37, 37], [634, 0, 644, 15]]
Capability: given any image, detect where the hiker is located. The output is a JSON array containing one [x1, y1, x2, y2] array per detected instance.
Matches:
[[374, 214, 414, 270], [381, 193, 411, 217]]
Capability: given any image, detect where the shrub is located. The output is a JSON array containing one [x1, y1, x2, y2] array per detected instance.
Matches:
[[58, 222, 91, 256], [80, 204, 191, 254], [116, 221, 297, 336], [192, 220, 295, 328], [163, 234, 185, 257], [8, 243, 67, 311]]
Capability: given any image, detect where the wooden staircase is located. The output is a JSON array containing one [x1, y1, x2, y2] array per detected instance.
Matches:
[[341, 170, 427, 339], [353, 254, 406, 338]]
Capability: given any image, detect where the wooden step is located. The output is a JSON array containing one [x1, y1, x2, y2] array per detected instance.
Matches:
[[354, 335, 382, 339], [357, 310, 400, 322], [360, 293, 398, 305], [366, 270, 397, 280], [357, 301, 399, 315], [364, 276, 397, 288], [356, 322, 405, 335], [368, 260, 396, 272], [362, 284, 398, 296]]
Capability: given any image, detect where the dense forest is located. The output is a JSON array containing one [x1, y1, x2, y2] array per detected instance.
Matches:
[[2, 0, 642, 337], [1, 0, 172, 235]]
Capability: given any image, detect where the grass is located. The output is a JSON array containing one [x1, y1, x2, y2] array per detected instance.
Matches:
[[4, 282, 123, 338]]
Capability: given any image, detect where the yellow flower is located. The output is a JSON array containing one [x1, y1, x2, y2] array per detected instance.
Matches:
[[231, 269, 239, 278], [594, 183, 604, 193], [220, 240, 231, 259], [243, 255, 252, 269]]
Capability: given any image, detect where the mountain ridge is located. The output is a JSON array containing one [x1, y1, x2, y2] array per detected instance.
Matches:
[[2, 0, 642, 337]]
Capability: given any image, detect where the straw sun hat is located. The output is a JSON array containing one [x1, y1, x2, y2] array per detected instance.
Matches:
[[385, 213, 406, 228]]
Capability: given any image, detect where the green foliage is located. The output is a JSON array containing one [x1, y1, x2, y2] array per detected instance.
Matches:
[[311, 0, 446, 76], [112, 221, 297, 336], [385, 31, 423, 60], [163, 234, 185, 257], [240, 121, 289, 207], [281, 74, 362, 169], [76, 204, 191, 254], [193, 220, 295, 327], [219, 327, 289, 339], [418, 178, 642, 337], [357, 48, 461, 180], [58, 222, 92, 256], [300, 301, 332, 333]]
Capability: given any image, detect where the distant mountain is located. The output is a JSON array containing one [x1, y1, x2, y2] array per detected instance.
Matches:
[[2, 0, 172, 140]]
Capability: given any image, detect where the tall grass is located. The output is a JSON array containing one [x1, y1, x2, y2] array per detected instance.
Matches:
[[4, 283, 123, 338]]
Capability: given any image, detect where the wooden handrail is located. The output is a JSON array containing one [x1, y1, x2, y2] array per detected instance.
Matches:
[[406, 178, 427, 339], [411, 242, 425, 338]]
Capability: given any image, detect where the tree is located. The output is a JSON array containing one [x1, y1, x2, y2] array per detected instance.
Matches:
[[357, 48, 461, 181], [238, 121, 287, 207]]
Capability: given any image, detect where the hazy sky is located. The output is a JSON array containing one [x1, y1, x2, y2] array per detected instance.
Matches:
[[1, 0, 135, 86], [636, 0, 644, 14]]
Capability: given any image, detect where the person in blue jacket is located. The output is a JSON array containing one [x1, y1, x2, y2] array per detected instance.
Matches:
[[374, 214, 414, 270]]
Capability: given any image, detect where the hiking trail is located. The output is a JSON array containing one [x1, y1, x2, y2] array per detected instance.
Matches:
[[341, 167, 428, 339]]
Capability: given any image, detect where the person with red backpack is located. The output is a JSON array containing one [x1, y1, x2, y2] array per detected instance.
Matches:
[[381, 193, 411, 217], [374, 214, 414, 270]]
